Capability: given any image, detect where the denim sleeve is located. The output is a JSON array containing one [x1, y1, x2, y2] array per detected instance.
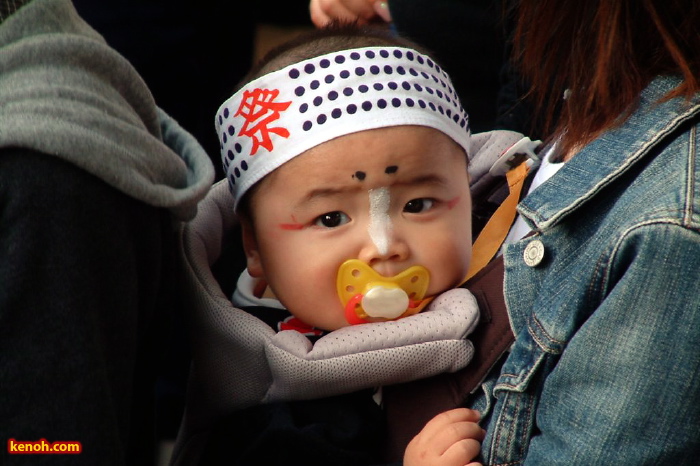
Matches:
[[524, 223, 700, 464]]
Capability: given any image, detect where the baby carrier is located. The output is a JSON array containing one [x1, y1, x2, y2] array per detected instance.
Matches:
[[170, 130, 531, 465]]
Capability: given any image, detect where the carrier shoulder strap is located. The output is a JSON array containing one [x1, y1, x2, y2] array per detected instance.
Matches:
[[380, 134, 543, 461], [381, 255, 514, 461]]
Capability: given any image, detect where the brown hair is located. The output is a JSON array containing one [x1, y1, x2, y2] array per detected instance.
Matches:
[[510, 0, 700, 156]]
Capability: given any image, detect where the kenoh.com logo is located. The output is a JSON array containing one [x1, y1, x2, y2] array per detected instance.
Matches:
[[7, 439, 82, 454]]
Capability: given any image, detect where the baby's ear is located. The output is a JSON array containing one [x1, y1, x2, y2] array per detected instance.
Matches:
[[240, 218, 264, 278]]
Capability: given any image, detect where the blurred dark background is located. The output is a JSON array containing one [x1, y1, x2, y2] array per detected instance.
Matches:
[[73, 0, 314, 182]]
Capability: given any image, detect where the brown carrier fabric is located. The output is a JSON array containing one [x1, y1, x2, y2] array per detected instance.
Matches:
[[382, 256, 514, 461]]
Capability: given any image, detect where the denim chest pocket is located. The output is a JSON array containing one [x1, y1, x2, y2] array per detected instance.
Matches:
[[483, 314, 566, 465]]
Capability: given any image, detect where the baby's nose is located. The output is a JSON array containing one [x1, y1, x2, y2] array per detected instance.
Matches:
[[358, 227, 409, 272]]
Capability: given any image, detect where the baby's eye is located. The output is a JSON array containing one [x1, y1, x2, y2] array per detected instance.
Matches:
[[314, 211, 350, 228], [403, 198, 435, 213]]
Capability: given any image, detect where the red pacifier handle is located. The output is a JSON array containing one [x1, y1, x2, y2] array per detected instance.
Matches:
[[344, 294, 368, 325]]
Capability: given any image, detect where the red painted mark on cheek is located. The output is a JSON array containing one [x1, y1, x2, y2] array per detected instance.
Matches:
[[279, 223, 304, 230], [447, 196, 461, 210], [278, 214, 302, 230]]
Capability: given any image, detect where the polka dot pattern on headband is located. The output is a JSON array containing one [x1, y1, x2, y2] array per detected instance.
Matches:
[[215, 46, 471, 208], [276, 50, 465, 135]]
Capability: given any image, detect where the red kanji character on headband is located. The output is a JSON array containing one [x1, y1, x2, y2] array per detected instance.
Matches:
[[235, 88, 291, 155]]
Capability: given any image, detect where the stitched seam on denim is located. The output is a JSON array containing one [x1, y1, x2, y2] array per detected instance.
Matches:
[[595, 215, 700, 301], [518, 392, 533, 461], [495, 379, 530, 389], [491, 406, 522, 466], [533, 104, 700, 230], [490, 391, 522, 465], [527, 315, 564, 354], [508, 393, 525, 462], [490, 392, 507, 463], [502, 392, 529, 464], [492, 371, 543, 465], [602, 219, 700, 298], [504, 393, 518, 461], [684, 124, 696, 226], [496, 348, 548, 389]]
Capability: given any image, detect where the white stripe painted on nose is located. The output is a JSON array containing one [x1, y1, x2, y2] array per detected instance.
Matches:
[[368, 187, 392, 255]]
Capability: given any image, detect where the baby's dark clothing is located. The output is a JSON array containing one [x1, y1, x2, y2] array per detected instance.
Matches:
[[201, 304, 387, 465]]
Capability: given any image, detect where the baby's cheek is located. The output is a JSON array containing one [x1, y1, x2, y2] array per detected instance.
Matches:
[[299, 263, 339, 302], [430, 249, 471, 292]]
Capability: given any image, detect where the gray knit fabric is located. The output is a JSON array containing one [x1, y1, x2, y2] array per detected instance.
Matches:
[[0, 0, 214, 220], [263, 289, 479, 402]]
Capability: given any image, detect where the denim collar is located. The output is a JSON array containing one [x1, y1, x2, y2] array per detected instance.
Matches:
[[518, 76, 700, 231]]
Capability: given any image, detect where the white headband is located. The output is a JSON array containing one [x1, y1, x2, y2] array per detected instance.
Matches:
[[215, 46, 471, 210]]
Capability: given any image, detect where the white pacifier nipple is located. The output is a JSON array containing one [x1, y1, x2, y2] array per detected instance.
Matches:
[[336, 259, 431, 325], [362, 286, 410, 319]]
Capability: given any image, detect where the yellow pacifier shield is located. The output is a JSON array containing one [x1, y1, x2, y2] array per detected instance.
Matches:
[[337, 259, 430, 324]]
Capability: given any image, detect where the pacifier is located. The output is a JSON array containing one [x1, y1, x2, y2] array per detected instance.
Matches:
[[336, 259, 431, 325]]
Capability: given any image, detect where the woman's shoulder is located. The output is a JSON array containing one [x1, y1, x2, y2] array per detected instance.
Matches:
[[522, 80, 700, 232], [616, 90, 700, 227]]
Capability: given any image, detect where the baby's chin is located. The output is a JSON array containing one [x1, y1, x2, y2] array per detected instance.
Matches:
[[284, 303, 349, 332]]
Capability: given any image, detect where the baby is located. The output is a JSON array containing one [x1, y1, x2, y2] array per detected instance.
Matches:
[[226, 29, 474, 334], [190, 25, 485, 466]]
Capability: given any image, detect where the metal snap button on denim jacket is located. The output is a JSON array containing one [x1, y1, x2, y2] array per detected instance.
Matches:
[[469, 76, 700, 465]]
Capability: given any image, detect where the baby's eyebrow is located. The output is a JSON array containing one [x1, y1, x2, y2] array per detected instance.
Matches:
[[294, 173, 448, 209], [297, 184, 359, 206], [394, 173, 449, 188]]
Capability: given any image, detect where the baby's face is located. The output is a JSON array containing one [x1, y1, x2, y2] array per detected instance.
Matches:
[[244, 126, 472, 331]]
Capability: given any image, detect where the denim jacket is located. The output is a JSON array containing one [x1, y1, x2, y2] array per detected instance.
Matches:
[[469, 76, 700, 465]]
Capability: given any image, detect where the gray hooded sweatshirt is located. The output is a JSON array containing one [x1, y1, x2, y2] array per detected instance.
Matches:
[[0, 0, 214, 219], [0, 1, 214, 464]]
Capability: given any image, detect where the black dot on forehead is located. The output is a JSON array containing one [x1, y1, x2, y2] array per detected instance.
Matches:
[[385, 165, 398, 174], [353, 171, 367, 181]]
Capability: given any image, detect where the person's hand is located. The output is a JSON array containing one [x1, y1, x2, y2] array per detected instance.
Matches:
[[309, 0, 391, 28], [404, 408, 485, 466]]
